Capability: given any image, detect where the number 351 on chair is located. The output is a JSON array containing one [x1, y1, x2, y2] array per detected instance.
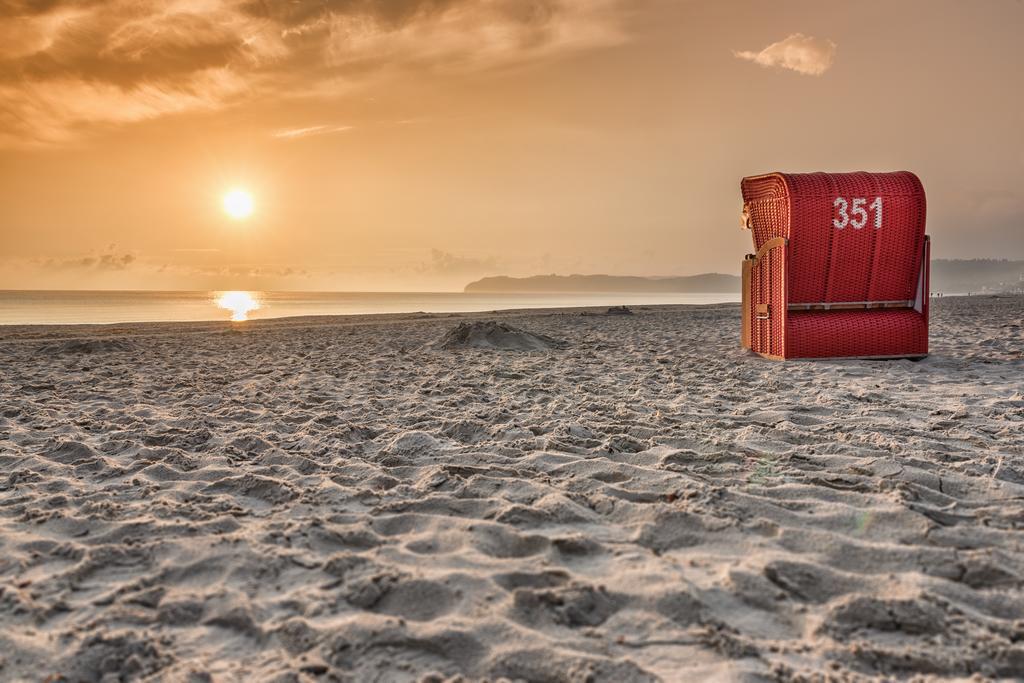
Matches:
[[739, 171, 930, 360]]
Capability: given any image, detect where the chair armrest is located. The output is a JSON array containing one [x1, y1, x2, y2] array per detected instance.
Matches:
[[751, 237, 787, 265]]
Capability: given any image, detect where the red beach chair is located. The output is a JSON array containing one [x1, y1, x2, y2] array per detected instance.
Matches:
[[740, 171, 930, 360]]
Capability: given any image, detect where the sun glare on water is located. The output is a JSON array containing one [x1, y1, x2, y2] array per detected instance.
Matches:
[[216, 291, 260, 322], [223, 189, 254, 219]]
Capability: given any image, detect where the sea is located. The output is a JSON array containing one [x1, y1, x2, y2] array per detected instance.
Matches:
[[0, 290, 739, 326]]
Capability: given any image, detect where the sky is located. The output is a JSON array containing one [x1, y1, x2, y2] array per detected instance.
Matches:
[[0, 0, 1022, 291]]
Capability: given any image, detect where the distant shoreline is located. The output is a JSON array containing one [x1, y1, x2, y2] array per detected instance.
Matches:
[[0, 291, 740, 327], [2, 294, 1015, 332], [465, 260, 1024, 295], [465, 273, 740, 293]]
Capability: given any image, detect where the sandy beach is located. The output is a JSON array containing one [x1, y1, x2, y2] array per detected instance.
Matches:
[[1, 295, 1022, 682]]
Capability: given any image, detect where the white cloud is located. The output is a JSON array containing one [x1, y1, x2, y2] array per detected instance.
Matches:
[[273, 124, 354, 140], [734, 33, 836, 76]]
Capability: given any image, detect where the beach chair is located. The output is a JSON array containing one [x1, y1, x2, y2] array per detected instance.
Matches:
[[740, 171, 929, 360]]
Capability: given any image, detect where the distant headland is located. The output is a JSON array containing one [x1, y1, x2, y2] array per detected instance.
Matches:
[[464, 273, 740, 293], [464, 260, 1024, 295]]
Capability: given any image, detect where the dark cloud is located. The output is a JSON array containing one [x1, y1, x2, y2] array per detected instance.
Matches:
[[0, 0, 630, 146], [0, 2, 257, 87], [242, 0, 466, 28], [9, 40, 245, 90], [39, 246, 137, 270], [218, 264, 310, 278], [0, 0, 101, 18]]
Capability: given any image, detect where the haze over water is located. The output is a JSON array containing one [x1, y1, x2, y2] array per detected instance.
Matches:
[[0, 290, 738, 326]]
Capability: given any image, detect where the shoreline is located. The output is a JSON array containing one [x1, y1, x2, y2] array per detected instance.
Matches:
[[0, 293, 1014, 336], [0, 292, 741, 330], [0, 301, 743, 340]]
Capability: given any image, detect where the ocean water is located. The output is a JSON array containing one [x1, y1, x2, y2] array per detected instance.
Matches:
[[0, 290, 739, 326]]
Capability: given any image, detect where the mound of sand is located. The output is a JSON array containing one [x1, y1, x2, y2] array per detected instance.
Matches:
[[606, 305, 634, 315], [40, 338, 134, 355], [436, 321, 566, 351]]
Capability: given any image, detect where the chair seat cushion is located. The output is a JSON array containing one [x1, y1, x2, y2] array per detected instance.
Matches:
[[786, 309, 927, 359]]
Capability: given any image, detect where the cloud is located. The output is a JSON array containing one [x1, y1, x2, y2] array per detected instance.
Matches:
[[172, 263, 311, 279], [273, 124, 354, 140], [0, 0, 633, 147], [1, 248, 326, 289], [37, 245, 137, 270], [421, 248, 497, 275], [734, 33, 836, 76]]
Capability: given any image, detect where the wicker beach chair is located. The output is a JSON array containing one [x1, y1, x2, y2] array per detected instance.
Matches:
[[740, 171, 930, 360]]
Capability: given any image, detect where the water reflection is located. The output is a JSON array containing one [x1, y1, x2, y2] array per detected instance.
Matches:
[[215, 291, 261, 322]]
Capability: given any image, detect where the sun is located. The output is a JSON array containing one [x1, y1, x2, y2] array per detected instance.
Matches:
[[223, 189, 254, 219], [216, 291, 260, 322]]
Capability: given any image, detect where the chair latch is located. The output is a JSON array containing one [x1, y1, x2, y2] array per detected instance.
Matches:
[[756, 303, 770, 320]]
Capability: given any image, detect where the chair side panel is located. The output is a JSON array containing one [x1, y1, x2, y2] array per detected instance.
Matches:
[[750, 246, 787, 358], [741, 258, 752, 349], [741, 174, 790, 251]]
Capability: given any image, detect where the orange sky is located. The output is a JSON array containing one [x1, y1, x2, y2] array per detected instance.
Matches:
[[1, 0, 1021, 291]]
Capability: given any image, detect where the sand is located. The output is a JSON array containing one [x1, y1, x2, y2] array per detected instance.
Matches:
[[1, 296, 1022, 682]]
